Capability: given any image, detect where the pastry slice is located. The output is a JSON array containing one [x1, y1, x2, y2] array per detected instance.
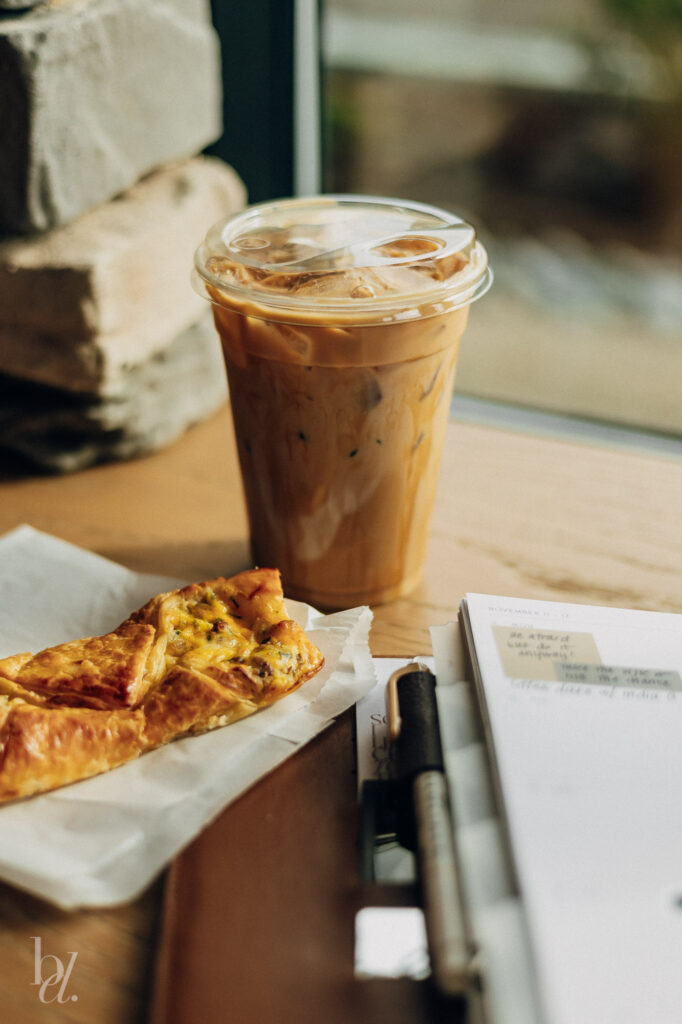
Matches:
[[0, 623, 156, 710], [0, 699, 145, 799], [0, 568, 324, 801]]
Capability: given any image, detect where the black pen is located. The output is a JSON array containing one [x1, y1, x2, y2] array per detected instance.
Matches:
[[386, 662, 476, 995]]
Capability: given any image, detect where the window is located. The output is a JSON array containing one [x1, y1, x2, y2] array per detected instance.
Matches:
[[320, 0, 682, 437], [208, 0, 322, 200]]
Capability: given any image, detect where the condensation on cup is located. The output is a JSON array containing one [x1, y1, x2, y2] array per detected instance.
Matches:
[[193, 195, 492, 609]]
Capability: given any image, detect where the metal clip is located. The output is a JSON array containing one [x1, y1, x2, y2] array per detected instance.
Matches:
[[386, 662, 424, 743]]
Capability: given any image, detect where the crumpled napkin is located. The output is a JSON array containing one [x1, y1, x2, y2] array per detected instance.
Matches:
[[0, 526, 376, 908]]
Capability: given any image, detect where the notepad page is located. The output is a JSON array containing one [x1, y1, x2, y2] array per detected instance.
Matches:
[[461, 594, 682, 1024]]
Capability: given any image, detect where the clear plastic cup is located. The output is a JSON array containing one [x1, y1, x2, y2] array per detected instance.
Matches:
[[193, 195, 491, 609]]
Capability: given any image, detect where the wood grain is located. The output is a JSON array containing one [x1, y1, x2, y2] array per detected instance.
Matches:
[[0, 404, 680, 1022]]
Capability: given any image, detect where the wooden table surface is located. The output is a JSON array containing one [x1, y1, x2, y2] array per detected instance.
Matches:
[[1, 404, 680, 1023]]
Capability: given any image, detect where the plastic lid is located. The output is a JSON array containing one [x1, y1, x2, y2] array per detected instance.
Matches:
[[193, 195, 492, 324]]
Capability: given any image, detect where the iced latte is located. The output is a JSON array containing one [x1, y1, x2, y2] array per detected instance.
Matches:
[[193, 196, 491, 608]]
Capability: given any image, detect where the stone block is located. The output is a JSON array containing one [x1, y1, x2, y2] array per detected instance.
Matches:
[[0, 156, 246, 392], [0, 0, 223, 233], [0, 311, 228, 472]]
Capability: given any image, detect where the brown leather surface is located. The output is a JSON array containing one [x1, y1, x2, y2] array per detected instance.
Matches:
[[149, 709, 464, 1024]]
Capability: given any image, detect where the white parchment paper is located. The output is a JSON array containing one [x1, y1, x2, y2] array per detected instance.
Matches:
[[0, 526, 376, 909]]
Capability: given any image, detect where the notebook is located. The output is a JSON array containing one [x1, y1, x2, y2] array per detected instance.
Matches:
[[432, 594, 682, 1024]]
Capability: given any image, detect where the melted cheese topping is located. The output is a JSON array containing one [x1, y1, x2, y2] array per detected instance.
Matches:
[[164, 591, 258, 671]]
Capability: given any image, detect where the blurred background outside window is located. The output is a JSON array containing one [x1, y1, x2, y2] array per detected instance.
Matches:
[[320, 0, 682, 438]]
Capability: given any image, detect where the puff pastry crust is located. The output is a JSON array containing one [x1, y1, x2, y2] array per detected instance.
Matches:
[[0, 569, 324, 802]]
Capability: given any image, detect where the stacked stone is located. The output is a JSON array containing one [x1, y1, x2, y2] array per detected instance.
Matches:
[[0, 0, 245, 471]]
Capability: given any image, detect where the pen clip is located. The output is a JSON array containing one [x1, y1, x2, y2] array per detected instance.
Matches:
[[386, 662, 423, 744]]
